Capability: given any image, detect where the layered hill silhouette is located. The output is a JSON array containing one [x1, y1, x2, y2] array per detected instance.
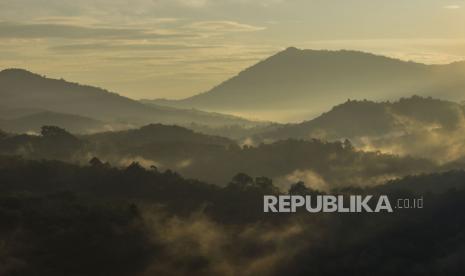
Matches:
[[0, 124, 435, 187], [149, 47, 465, 120], [0, 111, 106, 134], [255, 96, 465, 141], [86, 123, 234, 149], [253, 96, 465, 162], [0, 69, 258, 131]]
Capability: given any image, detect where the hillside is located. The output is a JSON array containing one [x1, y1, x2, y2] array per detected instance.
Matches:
[[0, 111, 106, 134], [0, 69, 258, 128], [0, 125, 435, 188], [254, 96, 465, 162], [256, 96, 465, 140], [86, 123, 234, 148], [149, 48, 465, 121]]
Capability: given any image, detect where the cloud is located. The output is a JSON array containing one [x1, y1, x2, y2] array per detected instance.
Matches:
[[301, 38, 465, 64], [50, 42, 215, 52], [176, 0, 209, 8], [357, 105, 465, 164], [444, 5, 461, 9], [176, 158, 193, 168], [186, 21, 266, 33], [142, 211, 306, 276], [31, 16, 102, 26], [118, 156, 162, 169], [0, 21, 191, 40], [279, 169, 329, 192]]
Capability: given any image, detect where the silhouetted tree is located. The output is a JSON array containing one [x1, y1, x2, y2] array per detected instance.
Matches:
[[229, 173, 254, 190], [89, 157, 104, 167]]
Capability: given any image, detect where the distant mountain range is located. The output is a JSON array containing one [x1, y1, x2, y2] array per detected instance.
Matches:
[[147, 47, 465, 121], [0, 69, 259, 133]]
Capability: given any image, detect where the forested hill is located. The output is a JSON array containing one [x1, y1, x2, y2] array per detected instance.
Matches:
[[255, 96, 465, 141]]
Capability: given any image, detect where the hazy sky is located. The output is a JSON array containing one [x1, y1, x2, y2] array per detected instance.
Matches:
[[1, 0, 465, 99]]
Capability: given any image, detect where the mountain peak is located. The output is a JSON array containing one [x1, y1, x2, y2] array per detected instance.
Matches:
[[0, 68, 41, 79], [283, 46, 300, 52]]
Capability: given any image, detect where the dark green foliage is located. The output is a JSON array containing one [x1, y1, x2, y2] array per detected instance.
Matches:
[[87, 123, 233, 148], [86, 127, 435, 186], [289, 181, 324, 195], [281, 187, 465, 276], [0, 129, 7, 139], [1, 156, 465, 275], [0, 124, 435, 187], [0, 193, 156, 276], [0, 126, 82, 160]]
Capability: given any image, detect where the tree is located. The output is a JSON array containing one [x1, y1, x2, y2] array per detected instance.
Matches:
[[343, 138, 354, 150], [289, 181, 311, 195], [255, 176, 279, 194], [41, 125, 73, 138], [289, 181, 324, 195], [229, 173, 254, 190], [89, 157, 104, 167], [126, 162, 144, 172]]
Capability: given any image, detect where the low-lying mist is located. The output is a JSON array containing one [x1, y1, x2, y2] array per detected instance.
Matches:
[[2, 156, 465, 276]]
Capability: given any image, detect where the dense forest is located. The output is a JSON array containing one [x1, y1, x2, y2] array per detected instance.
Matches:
[[254, 96, 465, 162], [1, 155, 465, 275], [0, 124, 436, 188], [1, 121, 465, 275]]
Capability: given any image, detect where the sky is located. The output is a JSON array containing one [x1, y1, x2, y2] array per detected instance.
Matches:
[[1, 0, 465, 100]]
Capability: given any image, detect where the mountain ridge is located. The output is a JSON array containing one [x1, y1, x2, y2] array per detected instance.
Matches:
[[0, 68, 260, 129], [255, 95, 465, 141], [0, 110, 106, 134], [146, 48, 465, 121]]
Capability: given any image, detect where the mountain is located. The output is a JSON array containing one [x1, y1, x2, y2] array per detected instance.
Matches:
[[254, 96, 465, 162], [0, 111, 106, 134], [0, 123, 237, 164], [0, 68, 259, 128], [86, 123, 234, 148], [82, 123, 237, 171], [256, 96, 465, 141], [148, 47, 465, 121]]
